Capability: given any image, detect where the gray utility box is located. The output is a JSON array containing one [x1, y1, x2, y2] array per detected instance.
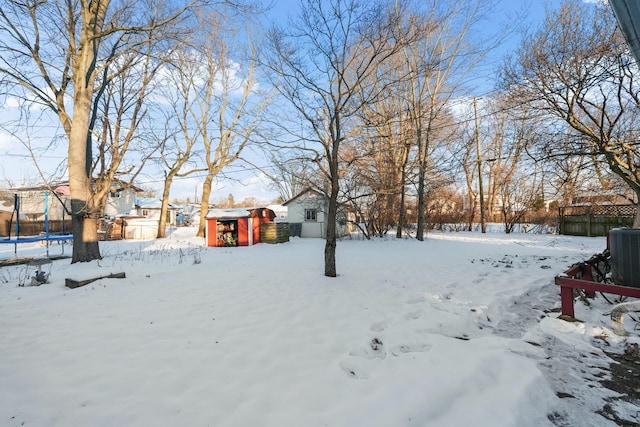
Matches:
[[610, 228, 640, 287]]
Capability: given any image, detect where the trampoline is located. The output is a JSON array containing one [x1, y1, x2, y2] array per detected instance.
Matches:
[[1, 191, 73, 258]]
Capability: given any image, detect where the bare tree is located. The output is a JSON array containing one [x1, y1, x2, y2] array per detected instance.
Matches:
[[398, 0, 500, 241], [527, 131, 591, 209], [265, 0, 407, 277], [458, 129, 480, 231], [355, 52, 415, 238], [484, 99, 538, 232], [0, 0, 194, 262], [264, 151, 319, 202], [153, 47, 210, 239], [193, 11, 271, 238], [502, 0, 640, 226], [92, 35, 168, 217]]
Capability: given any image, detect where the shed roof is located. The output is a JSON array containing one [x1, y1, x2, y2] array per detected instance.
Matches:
[[206, 207, 276, 220], [206, 208, 253, 219]]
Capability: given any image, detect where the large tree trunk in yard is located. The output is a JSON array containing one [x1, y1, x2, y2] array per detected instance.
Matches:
[[157, 179, 173, 238], [324, 190, 338, 277], [197, 174, 214, 237], [67, 0, 109, 263], [68, 114, 101, 263], [69, 78, 101, 263], [70, 199, 101, 262], [324, 165, 340, 278]]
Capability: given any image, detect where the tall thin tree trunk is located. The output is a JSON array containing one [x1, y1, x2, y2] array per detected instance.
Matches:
[[415, 127, 426, 241], [157, 174, 174, 238], [324, 180, 339, 277], [396, 177, 406, 238], [324, 138, 340, 277], [416, 165, 425, 241], [396, 141, 410, 238], [197, 174, 214, 237]]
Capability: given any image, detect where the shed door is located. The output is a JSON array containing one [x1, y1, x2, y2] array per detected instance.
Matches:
[[252, 217, 260, 244], [237, 218, 249, 246], [207, 219, 217, 247]]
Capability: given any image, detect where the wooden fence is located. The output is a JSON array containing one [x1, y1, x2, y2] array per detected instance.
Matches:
[[1, 218, 73, 238], [260, 222, 290, 244], [559, 205, 635, 237]]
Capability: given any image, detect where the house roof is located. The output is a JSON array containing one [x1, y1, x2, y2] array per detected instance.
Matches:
[[281, 187, 327, 206], [9, 182, 68, 193], [135, 198, 176, 210], [610, 0, 640, 65], [108, 178, 144, 193]]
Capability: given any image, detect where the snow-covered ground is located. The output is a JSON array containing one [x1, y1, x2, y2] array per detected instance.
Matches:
[[1, 228, 638, 426]]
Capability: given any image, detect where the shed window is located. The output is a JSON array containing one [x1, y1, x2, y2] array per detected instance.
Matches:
[[305, 209, 317, 221], [109, 191, 120, 198]]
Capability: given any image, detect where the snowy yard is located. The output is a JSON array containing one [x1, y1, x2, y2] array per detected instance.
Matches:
[[1, 228, 638, 426]]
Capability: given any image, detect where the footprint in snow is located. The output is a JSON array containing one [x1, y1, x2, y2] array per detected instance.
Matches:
[[370, 321, 389, 333], [405, 310, 423, 320], [390, 343, 433, 356], [349, 338, 386, 360], [339, 359, 370, 379], [407, 296, 426, 304]]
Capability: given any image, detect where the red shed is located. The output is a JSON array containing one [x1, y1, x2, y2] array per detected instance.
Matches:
[[205, 208, 275, 247]]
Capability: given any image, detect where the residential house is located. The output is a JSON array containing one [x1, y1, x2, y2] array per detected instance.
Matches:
[[103, 181, 144, 217], [282, 187, 352, 238], [2, 181, 177, 240], [5, 184, 70, 222], [135, 197, 178, 227], [267, 204, 288, 222]]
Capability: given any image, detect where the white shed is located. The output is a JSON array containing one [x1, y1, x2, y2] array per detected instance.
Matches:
[[282, 188, 350, 238]]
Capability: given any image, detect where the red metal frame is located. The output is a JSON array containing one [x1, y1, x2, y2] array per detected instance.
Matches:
[[555, 248, 640, 318]]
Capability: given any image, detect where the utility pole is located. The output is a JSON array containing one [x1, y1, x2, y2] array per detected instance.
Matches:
[[474, 97, 486, 233]]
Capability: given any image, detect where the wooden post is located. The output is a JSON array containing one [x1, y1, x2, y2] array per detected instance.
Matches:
[[560, 286, 575, 318]]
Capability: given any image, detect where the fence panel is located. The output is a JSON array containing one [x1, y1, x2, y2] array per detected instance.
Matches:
[[559, 205, 635, 237]]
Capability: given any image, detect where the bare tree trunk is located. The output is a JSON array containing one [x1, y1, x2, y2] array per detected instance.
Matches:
[[68, 1, 108, 263], [157, 174, 174, 239], [197, 174, 214, 237], [463, 164, 477, 232], [416, 128, 426, 241], [324, 169, 339, 277], [396, 174, 407, 238]]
